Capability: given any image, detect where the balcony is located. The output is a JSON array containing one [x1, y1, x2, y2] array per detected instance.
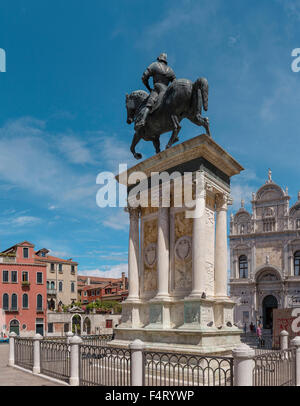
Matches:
[[47, 288, 57, 295], [21, 281, 30, 288]]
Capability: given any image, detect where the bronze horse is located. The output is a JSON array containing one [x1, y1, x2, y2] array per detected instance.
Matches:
[[126, 77, 210, 159]]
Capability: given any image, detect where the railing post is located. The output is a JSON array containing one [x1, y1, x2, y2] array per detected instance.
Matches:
[[280, 330, 289, 350], [66, 331, 74, 344], [129, 339, 144, 386], [291, 336, 300, 386], [232, 343, 255, 386], [33, 334, 43, 374], [8, 332, 17, 366], [69, 335, 83, 386]]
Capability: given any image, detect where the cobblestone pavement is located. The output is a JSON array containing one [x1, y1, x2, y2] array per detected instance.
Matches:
[[0, 344, 63, 386]]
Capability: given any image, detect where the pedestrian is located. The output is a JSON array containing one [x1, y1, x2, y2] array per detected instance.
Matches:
[[257, 325, 262, 347]]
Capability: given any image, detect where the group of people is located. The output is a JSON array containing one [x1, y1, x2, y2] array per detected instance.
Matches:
[[243, 321, 265, 346]]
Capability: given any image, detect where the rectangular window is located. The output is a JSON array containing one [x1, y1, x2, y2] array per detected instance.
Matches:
[[84, 292, 87, 296], [23, 247, 29, 258], [36, 272, 43, 284], [2, 270, 8, 283], [48, 323, 53, 333], [106, 319, 113, 328], [50, 263, 55, 272], [58, 264, 63, 273], [71, 265, 75, 273], [22, 271, 29, 282], [11, 271, 18, 283]]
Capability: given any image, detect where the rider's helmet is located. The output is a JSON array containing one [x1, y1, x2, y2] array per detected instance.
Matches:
[[157, 53, 167, 64]]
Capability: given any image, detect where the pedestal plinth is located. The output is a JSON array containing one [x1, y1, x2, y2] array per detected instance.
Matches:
[[113, 134, 244, 354]]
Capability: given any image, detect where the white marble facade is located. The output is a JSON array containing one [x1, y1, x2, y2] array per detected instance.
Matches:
[[230, 170, 300, 331], [114, 134, 244, 353]]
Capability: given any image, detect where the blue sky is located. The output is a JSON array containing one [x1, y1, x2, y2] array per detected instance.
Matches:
[[0, 0, 300, 278]]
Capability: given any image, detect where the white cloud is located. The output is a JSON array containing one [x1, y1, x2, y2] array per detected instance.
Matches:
[[0, 117, 97, 209], [78, 263, 128, 279], [102, 209, 129, 231], [11, 216, 42, 227], [57, 135, 94, 165], [277, 0, 300, 21]]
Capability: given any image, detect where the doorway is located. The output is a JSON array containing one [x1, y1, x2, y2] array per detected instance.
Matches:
[[262, 295, 278, 330], [9, 319, 20, 335]]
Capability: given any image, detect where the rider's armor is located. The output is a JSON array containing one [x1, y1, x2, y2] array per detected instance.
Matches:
[[136, 53, 176, 129]]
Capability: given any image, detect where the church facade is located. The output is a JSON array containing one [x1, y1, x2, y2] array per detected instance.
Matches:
[[229, 171, 300, 331]]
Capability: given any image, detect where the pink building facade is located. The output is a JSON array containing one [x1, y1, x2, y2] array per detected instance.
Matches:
[[0, 241, 47, 336]]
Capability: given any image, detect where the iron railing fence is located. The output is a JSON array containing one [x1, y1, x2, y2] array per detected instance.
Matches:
[[15, 337, 34, 371], [240, 333, 275, 350], [81, 334, 113, 346], [253, 347, 296, 386], [43, 336, 67, 342], [40, 340, 70, 383], [79, 345, 131, 386], [143, 351, 234, 386]]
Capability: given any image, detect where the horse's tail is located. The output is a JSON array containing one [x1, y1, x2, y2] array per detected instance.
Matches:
[[192, 77, 209, 111]]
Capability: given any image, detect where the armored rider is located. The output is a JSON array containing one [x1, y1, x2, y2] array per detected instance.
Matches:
[[136, 53, 176, 129]]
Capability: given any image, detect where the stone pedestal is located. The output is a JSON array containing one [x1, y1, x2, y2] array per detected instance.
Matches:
[[113, 134, 244, 354]]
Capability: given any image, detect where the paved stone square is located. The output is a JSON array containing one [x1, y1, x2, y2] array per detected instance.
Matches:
[[0, 344, 62, 386]]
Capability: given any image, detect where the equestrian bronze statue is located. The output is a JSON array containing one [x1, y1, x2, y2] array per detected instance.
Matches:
[[126, 53, 210, 160]]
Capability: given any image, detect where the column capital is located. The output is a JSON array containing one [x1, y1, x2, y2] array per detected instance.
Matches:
[[126, 206, 141, 219], [215, 193, 229, 211]]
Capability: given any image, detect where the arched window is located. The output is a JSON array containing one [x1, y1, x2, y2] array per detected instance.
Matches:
[[59, 281, 63, 292], [3, 293, 9, 310], [294, 251, 300, 276], [11, 294, 18, 310], [22, 293, 28, 309], [51, 281, 55, 289], [239, 255, 248, 278], [47, 281, 49, 289], [37, 294, 43, 310]]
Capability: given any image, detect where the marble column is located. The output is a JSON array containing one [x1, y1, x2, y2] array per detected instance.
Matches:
[[215, 194, 228, 298], [190, 181, 206, 297], [127, 207, 140, 301], [155, 204, 170, 300]]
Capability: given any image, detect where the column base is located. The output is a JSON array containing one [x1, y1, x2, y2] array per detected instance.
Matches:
[[150, 294, 171, 302], [69, 377, 79, 386], [33, 366, 40, 375]]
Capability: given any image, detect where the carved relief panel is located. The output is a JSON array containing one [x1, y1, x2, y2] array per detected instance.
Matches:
[[143, 218, 158, 292], [174, 211, 193, 290]]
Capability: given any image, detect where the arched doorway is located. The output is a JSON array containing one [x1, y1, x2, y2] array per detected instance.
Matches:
[[9, 319, 20, 335], [262, 295, 278, 330], [83, 317, 91, 334], [72, 314, 81, 335]]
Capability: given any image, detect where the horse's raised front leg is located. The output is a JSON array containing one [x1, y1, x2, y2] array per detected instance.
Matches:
[[166, 115, 181, 149], [130, 131, 143, 160], [152, 137, 161, 154]]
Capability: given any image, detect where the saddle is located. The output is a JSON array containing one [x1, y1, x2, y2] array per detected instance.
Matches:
[[149, 88, 166, 114]]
